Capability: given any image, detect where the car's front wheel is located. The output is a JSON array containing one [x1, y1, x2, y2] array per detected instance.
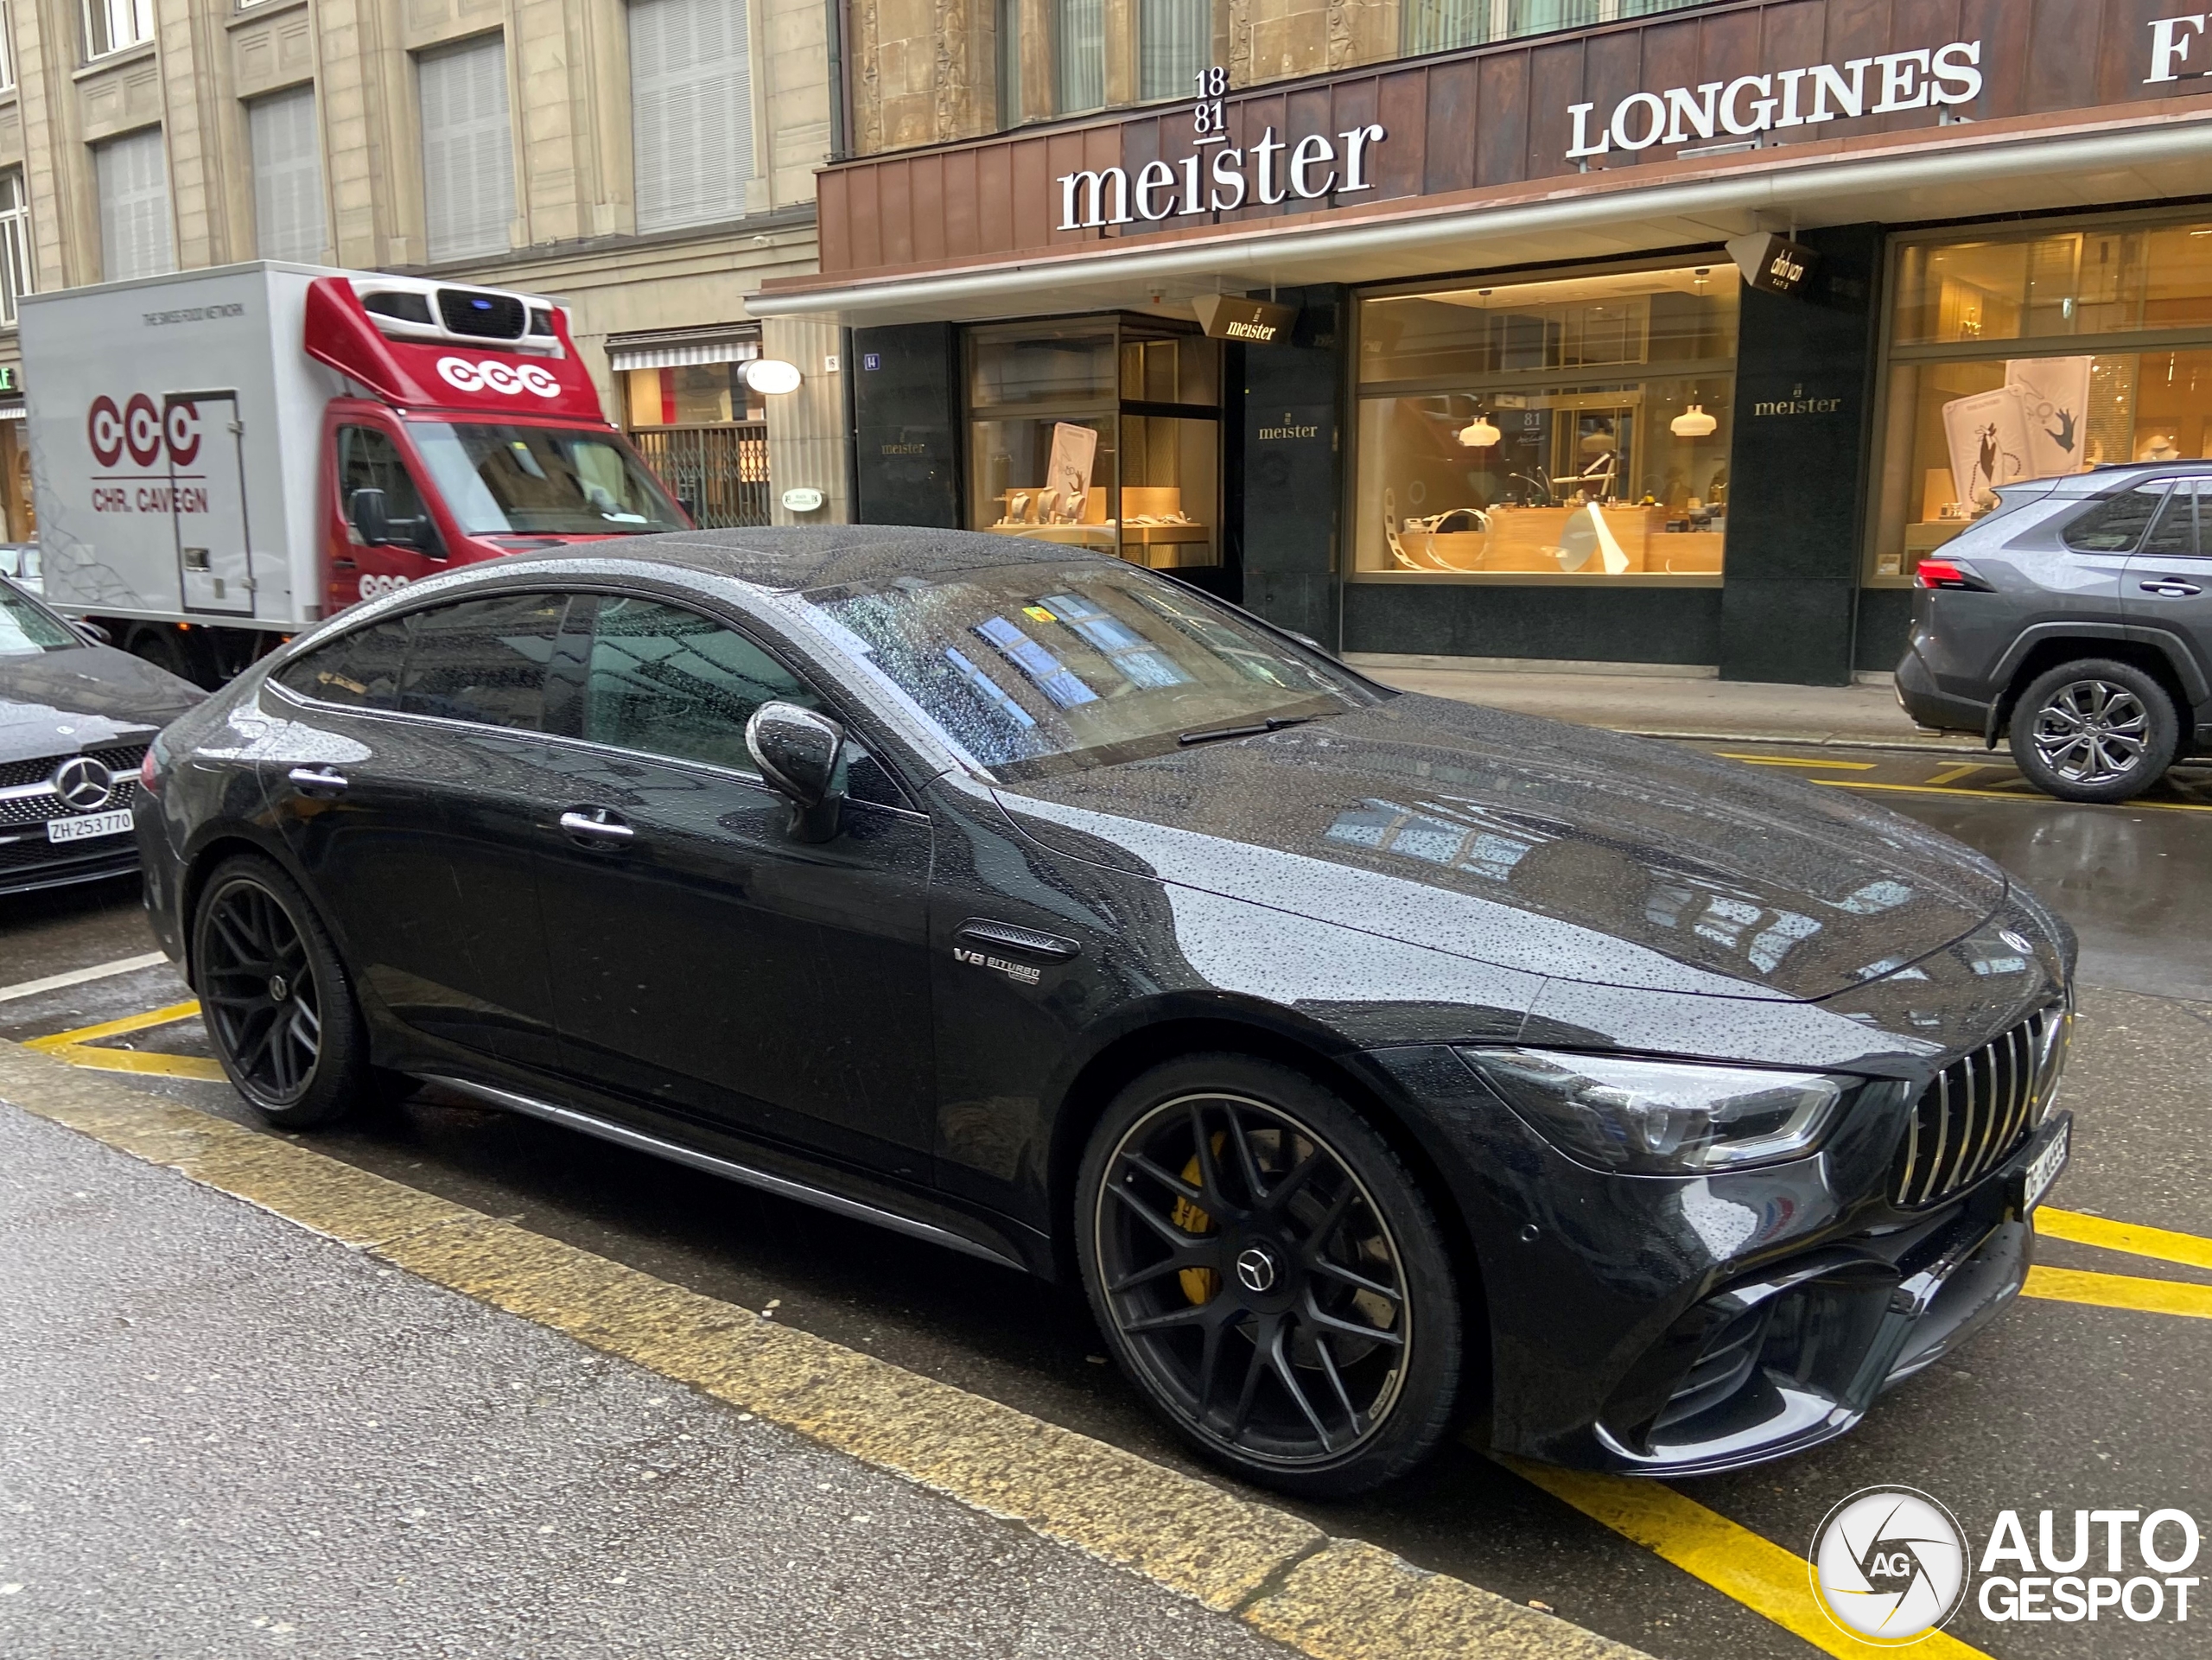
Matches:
[[1076, 1054, 1462, 1498], [192, 855, 377, 1128], [2008, 658, 2179, 803]]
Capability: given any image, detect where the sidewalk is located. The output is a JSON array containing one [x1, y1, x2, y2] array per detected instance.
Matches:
[[1345, 653, 1979, 750]]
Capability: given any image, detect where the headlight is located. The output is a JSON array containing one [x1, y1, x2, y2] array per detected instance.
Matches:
[[1457, 1047, 1848, 1175]]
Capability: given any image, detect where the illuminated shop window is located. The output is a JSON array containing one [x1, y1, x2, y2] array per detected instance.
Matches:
[[1872, 214, 2212, 581], [1352, 264, 1738, 582]]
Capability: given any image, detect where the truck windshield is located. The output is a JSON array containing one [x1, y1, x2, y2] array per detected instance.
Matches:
[[409, 423, 686, 537]]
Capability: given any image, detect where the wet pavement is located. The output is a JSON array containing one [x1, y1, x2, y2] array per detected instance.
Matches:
[[2, 737, 2208, 1659]]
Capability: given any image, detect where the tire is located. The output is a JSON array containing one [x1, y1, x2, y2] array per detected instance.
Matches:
[[2007, 658, 2179, 804], [1075, 1053, 1462, 1498], [191, 855, 377, 1128]]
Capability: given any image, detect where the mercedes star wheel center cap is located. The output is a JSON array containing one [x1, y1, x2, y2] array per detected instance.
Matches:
[[1234, 1245, 1279, 1294], [268, 975, 289, 1002]]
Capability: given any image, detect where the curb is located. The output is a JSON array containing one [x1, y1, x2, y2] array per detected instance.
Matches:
[[0, 1040, 1650, 1660]]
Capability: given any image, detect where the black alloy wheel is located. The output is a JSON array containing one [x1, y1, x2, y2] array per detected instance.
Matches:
[[1077, 1055, 1460, 1497], [193, 855, 376, 1128], [2009, 658, 2179, 804]]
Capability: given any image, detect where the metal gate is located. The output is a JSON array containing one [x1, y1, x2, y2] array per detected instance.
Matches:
[[629, 423, 772, 528]]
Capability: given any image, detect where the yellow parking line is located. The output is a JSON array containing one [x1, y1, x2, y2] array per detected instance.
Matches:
[[22, 1001, 226, 1083], [1713, 753, 1878, 770], [1497, 1457, 1991, 1660], [2024, 1265, 2212, 1320], [1815, 779, 2212, 812], [2039, 1207, 2212, 1274], [1924, 763, 1999, 785], [22, 1000, 202, 1051]]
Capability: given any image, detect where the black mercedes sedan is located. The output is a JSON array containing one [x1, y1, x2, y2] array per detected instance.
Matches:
[[135, 529, 2074, 1496], [2, 576, 204, 895]]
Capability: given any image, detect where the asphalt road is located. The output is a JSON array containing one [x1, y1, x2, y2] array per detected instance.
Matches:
[[3, 740, 2208, 1660]]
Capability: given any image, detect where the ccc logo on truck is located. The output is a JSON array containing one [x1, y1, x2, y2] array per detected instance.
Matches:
[[435, 357, 562, 398], [88, 395, 200, 469]]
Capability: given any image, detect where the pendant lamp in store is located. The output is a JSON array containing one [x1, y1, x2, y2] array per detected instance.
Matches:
[[1671, 404, 1718, 438], [1458, 414, 1501, 448]]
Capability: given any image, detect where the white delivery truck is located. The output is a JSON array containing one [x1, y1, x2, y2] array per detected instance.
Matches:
[[19, 260, 688, 684]]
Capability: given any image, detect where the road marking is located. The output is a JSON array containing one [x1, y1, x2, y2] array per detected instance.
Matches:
[[0, 1043, 1649, 1660], [2024, 1265, 2212, 1320], [2039, 1207, 2212, 1274], [1924, 762, 1999, 786], [22, 1001, 226, 1083], [0, 951, 170, 1004], [1814, 779, 2212, 813], [1713, 753, 1877, 771], [1498, 1457, 1991, 1660]]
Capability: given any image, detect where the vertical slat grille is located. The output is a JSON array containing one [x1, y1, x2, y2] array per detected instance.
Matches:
[[1896, 1008, 2065, 1206]]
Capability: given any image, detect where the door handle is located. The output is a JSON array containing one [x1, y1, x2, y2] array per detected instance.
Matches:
[[560, 807, 635, 847], [287, 766, 349, 798], [2139, 579, 2203, 598]]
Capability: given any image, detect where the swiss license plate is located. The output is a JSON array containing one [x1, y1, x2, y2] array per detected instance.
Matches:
[[2018, 1119, 2071, 1215], [47, 807, 134, 843]]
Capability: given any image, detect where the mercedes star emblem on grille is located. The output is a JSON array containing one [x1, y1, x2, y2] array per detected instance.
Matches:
[[50, 756, 116, 812]]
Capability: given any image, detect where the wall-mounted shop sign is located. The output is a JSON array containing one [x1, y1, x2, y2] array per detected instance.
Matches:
[[1727, 233, 1821, 296], [1566, 41, 1983, 157], [1192, 295, 1298, 344], [1058, 64, 1385, 230], [1751, 385, 1847, 417]]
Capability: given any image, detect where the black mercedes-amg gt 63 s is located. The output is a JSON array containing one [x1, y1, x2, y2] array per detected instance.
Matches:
[[137, 528, 2073, 1496]]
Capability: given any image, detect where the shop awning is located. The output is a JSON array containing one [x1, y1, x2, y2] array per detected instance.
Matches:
[[607, 326, 760, 372], [748, 105, 2212, 327]]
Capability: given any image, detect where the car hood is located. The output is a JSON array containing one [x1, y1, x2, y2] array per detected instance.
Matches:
[[0, 646, 204, 728], [0, 696, 161, 766], [991, 694, 2010, 1002]]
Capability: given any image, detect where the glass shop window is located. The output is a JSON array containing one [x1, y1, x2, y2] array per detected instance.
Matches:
[[1353, 265, 1739, 582]]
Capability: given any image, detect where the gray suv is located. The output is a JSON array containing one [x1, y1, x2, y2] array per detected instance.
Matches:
[[1896, 461, 2212, 802]]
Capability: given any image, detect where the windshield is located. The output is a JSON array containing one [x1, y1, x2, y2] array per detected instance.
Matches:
[[0, 581, 75, 655], [409, 422, 686, 537], [798, 561, 1381, 780]]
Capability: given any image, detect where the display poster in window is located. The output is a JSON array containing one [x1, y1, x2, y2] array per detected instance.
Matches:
[[1942, 387, 2033, 508], [1045, 422, 1100, 522], [2004, 357, 2094, 480]]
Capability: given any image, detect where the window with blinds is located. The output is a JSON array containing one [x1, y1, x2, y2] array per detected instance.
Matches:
[[417, 35, 515, 264], [1055, 0, 1105, 114], [249, 86, 327, 264], [627, 0, 754, 233], [0, 169, 31, 327], [94, 129, 173, 283]]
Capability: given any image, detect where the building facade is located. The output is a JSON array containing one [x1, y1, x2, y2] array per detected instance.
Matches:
[[759, 0, 2212, 684], [0, 0, 851, 544]]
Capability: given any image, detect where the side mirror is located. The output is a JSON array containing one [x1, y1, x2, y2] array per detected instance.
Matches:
[[349, 487, 391, 545], [72, 620, 112, 646], [745, 701, 847, 843]]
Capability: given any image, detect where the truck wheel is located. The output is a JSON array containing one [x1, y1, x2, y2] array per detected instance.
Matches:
[[2008, 658, 2179, 803], [192, 855, 378, 1128], [1076, 1054, 1462, 1498], [127, 626, 189, 679]]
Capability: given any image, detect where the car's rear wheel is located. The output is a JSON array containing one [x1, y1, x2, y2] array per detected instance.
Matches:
[[1076, 1054, 1461, 1498], [192, 855, 376, 1128], [2008, 658, 2179, 804]]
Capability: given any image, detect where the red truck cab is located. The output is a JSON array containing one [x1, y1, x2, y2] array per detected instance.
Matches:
[[303, 276, 690, 620]]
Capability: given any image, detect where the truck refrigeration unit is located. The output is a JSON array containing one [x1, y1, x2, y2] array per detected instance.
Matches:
[[18, 261, 690, 684]]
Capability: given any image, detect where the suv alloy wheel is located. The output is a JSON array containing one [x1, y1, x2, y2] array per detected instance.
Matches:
[[2007, 658, 2182, 804]]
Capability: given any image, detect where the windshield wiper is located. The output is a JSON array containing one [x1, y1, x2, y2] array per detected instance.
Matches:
[[1177, 715, 1317, 747]]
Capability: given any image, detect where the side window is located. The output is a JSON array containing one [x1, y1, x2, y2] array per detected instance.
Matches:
[[336, 426, 439, 550], [581, 596, 820, 772], [397, 593, 570, 729], [272, 614, 413, 709], [2142, 486, 2198, 558], [566, 595, 912, 807], [2063, 482, 2171, 552]]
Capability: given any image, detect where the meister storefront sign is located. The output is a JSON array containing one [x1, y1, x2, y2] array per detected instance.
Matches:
[[1059, 66, 1384, 231]]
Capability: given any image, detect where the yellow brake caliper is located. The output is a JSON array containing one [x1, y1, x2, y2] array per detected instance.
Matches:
[[1173, 1135, 1224, 1304]]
